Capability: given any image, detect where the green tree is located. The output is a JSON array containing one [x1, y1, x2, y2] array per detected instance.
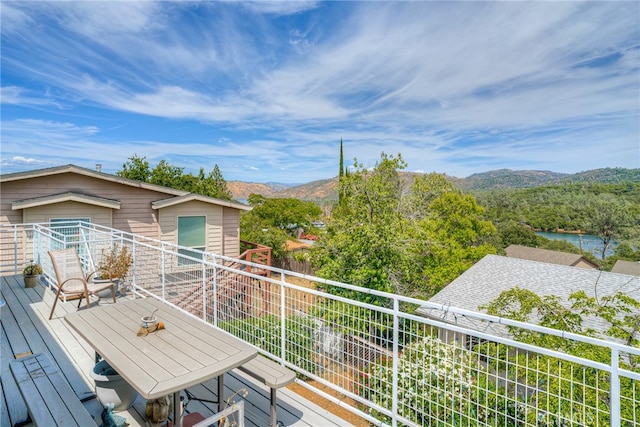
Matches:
[[117, 154, 151, 182], [312, 153, 497, 301], [208, 164, 233, 200], [312, 153, 406, 299], [149, 160, 184, 189], [117, 156, 233, 200], [240, 195, 322, 258], [584, 194, 632, 259]]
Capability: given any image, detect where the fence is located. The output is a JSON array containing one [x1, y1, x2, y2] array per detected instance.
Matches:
[[4, 222, 639, 427]]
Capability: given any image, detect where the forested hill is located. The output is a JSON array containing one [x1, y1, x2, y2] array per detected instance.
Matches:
[[229, 167, 640, 201]]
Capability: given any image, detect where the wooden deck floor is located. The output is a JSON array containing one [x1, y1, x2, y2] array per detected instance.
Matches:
[[0, 274, 353, 427]]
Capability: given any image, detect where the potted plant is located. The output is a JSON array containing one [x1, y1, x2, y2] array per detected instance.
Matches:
[[96, 245, 133, 297], [23, 261, 42, 288]]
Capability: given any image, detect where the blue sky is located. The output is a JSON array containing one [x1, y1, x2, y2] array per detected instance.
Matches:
[[1, 1, 639, 184]]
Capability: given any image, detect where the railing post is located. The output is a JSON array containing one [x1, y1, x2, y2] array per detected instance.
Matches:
[[161, 242, 166, 301], [391, 298, 399, 427], [13, 225, 18, 274], [201, 258, 207, 322], [212, 257, 218, 327], [280, 271, 287, 363], [131, 235, 137, 290], [610, 348, 620, 427]]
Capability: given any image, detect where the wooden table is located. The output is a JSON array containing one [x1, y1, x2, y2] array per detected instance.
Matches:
[[65, 298, 257, 427]]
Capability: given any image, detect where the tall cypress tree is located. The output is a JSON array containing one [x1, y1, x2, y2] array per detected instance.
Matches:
[[338, 138, 345, 204]]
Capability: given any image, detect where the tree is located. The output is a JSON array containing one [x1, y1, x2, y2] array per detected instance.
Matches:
[[117, 154, 151, 182], [117, 156, 233, 200], [208, 164, 233, 201], [312, 153, 497, 301], [338, 138, 346, 205], [240, 195, 322, 258], [584, 194, 632, 259], [312, 153, 407, 299], [149, 160, 184, 189]]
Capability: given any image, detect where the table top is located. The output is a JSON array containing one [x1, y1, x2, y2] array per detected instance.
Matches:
[[65, 298, 257, 400]]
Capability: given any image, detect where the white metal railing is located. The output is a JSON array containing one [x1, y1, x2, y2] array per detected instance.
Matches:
[[3, 222, 639, 427]]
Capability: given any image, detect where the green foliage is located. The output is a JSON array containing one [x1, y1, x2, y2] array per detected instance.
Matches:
[[313, 154, 497, 301], [584, 194, 634, 259], [240, 195, 322, 258], [476, 182, 640, 257], [117, 155, 233, 200], [23, 262, 42, 275], [479, 285, 640, 426], [497, 221, 539, 249], [117, 154, 150, 182]]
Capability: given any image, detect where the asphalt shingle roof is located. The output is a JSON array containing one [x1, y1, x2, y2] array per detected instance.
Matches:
[[419, 255, 640, 341]]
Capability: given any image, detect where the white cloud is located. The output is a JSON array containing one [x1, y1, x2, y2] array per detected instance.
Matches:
[[1, 1, 638, 182]]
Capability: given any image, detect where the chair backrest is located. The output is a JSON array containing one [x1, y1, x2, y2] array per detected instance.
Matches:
[[48, 248, 86, 291]]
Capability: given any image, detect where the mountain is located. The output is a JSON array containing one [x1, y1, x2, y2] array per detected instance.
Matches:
[[229, 168, 640, 202]]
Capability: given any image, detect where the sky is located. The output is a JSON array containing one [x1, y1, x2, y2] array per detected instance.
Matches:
[[1, 1, 639, 184]]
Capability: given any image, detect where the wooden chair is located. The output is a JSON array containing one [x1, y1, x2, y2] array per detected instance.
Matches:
[[48, 248, 116, 319]]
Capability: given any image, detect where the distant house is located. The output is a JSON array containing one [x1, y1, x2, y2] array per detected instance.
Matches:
[[0, 164, 251, 259], [611, 260, 640, 276], [417, 254, 640, 346], [505, 244, 598, 269]]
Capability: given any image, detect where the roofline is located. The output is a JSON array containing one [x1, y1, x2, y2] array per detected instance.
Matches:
[[152, 194, 251, 211], [0, 164, 186, 197], [12, 192, 121, 210]]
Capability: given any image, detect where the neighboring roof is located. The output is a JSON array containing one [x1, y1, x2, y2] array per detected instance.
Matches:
[[418, 254, 640, 340], [285, 240, 313, 251], [611, 260, 640, 276], [12, 192, 121, 210], [152, 194, 251, 211], [505, 244, 598, 268], [1, 164, 250, 211]]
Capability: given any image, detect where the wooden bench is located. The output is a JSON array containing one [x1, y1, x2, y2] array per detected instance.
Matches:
[[9, 353, 97, 426], [237, 355, 296, 427]]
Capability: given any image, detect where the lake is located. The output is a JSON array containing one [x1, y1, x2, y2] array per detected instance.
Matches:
[[535, 231, 617, 258]]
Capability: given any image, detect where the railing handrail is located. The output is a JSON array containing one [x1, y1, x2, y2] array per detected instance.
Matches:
[[3, 221, 638, 427]]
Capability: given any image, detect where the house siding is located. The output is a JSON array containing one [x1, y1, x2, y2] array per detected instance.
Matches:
[[223, 206, 240, 257], [1, 166, 248, 271], [0, 173, 164, 239], [23, 201, 112, 227], [158, 201, 224, 254]]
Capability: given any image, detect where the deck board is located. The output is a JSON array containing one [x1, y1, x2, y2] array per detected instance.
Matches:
[[0, 274, 353, 427]]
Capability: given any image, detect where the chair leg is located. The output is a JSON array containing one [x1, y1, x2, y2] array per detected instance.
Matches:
[[77, 296, 84, 308], [84, 291, 91, 310], [48, 287, 63, 320]]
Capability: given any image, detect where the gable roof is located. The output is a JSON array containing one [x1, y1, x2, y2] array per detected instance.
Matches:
[[12, 192, 121, 210], [152, 194, 250, 211], [611, 260, 640, 276], [1, 164, 250, 211], [418, 254, 640, 340], [505, 244, 598, 268]]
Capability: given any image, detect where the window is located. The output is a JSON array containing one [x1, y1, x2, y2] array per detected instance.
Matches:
[[177, 216, 206, 263]]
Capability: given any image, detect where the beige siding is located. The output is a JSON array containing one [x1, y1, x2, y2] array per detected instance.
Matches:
[[1, 170, 243, 265], [0, 173, 163, 239], [157, 201, 224, 254], [22, 201, 112, 227], [223, 207, 240, 257]]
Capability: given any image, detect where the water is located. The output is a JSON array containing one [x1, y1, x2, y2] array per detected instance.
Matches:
[[535, 231, 617, 258]]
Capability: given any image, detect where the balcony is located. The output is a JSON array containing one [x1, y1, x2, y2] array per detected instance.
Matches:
[[1, 222, 639, 426]]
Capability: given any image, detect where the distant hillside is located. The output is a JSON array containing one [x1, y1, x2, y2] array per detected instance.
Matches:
[[229, 168, 640, 202]]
